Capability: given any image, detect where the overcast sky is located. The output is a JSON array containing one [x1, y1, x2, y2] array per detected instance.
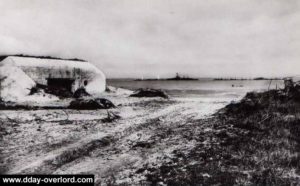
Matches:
[[0, 0, 299, 78]]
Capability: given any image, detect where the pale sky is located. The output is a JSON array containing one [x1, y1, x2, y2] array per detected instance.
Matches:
[[0, 0, 299, 78]]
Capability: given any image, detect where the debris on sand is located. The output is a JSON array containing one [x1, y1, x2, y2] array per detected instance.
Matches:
[[0, 101, 65, 110], [30, 85, 91, 99], [28, 84, 72, 99], [73, 88, 91, 98], [46, 87, 73, 98], [68, 98, 116, 110], [132, 141, 153, 149], [130, 88, 168, 99], [0, 101, 36, 110], [101, 111, 121, 122]]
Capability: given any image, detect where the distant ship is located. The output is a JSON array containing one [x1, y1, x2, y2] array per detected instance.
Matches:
[[135, 73, 198, 81], [165, 73, 198, 81], [213, 77, 283, 81]]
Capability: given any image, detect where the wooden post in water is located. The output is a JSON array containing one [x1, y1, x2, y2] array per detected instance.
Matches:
[[268, 79, 272, 91]]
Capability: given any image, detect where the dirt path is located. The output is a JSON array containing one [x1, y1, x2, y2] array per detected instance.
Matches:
[[0, 96, 228, 184], [54, 100, 201, 184]]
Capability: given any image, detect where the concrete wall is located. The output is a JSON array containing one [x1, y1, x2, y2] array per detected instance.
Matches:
[[20, 66, 99, 93], [1, 56, 106, 95]]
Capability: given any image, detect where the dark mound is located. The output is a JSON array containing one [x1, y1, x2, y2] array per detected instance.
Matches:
[[73, 88, 90, 98], [130, 88, 168, 99], [68, 98, 116, 110]]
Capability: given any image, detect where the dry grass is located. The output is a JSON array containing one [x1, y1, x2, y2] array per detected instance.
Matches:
[[146, 89, 300, 185]]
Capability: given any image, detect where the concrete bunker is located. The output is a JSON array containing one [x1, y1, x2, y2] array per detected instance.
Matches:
[[0, 55, 106, 101]]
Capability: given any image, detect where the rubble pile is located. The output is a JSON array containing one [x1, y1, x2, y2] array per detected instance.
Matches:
[[68, 98, 116, 110], [130, 88, 168, 99]]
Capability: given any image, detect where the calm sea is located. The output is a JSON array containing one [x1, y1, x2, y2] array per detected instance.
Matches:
[[107, 79, 284, 117], [107, 78, 284, 99]]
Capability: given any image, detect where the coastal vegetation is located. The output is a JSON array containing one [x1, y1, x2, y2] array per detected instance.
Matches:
[[145, 88, 300, 185]]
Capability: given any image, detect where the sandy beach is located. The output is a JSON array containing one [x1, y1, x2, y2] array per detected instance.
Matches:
[[1, 85, 300, 185], [0, 88, 229, 184]]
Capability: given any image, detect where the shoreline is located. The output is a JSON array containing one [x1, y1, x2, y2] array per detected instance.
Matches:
[[1, 88, 300, 185]]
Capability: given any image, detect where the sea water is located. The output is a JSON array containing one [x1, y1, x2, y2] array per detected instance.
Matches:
[[107, 79, 284, 118], [107, 78, 284, 99]]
